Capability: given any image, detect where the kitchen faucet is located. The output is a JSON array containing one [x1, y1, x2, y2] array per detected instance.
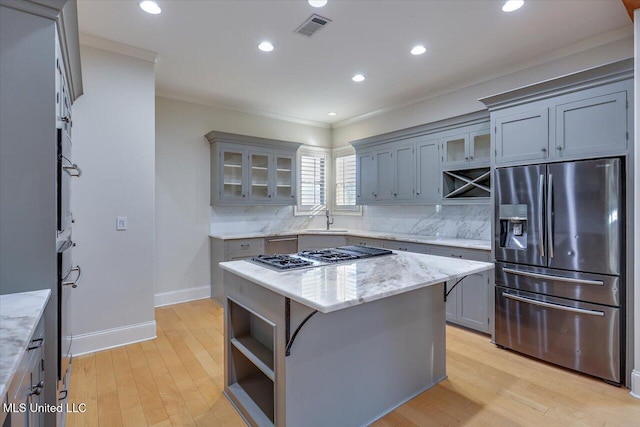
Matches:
[[326, 208, 334, 230]]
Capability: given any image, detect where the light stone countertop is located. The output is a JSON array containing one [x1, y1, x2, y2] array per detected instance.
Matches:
[[209, 228, 491, 251], [220, 251, 493, 313], [0, 289, 51, 399]]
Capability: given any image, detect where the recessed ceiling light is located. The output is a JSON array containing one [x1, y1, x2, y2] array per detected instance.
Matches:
[[411, 45, 427, 55], [308, 0, 328, 7], [502, 0, 524, 12], [352, 74, 365, 82], [328, 112, 337, 116], [139, 0, 161, 14], [258, 41, 274, 52]]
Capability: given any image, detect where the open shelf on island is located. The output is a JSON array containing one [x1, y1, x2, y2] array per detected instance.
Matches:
[[231, 336, 274, 380], [227, 298, 276, 425], [442, 167, 491, 199]]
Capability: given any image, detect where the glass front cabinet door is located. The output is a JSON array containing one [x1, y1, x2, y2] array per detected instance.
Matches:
[[274, 154, 295, 202], [207, 131, 302, 206], [249, 151, 272, 201], [220, 148, 247, 203]]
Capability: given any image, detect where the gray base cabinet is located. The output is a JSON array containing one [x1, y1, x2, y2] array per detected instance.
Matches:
[[6, 317, 45, 427], [211, 234, 493, 335], [429, 247, 492, 334]]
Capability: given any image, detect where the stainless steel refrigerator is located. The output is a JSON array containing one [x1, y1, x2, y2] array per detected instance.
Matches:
[[494, 158, 624, 384]]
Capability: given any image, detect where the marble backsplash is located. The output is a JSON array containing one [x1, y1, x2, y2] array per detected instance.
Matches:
[[333, 204, 491, 240], [210, 205, 325, 235], [211, 204, 491, 240]]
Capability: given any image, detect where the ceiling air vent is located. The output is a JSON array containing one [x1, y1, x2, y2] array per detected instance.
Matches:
[[294, 14, 332, 37]]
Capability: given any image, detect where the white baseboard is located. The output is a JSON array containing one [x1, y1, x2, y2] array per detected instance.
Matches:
[[71, 321, 156, 356], [154, 285, 211, 307], [631, 369, 640, 399]]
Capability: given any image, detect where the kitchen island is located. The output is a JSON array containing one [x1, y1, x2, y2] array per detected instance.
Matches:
[[220, 250, 493, 427]]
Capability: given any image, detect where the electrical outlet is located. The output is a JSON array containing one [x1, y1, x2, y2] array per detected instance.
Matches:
[[116, 216, 127, 231]]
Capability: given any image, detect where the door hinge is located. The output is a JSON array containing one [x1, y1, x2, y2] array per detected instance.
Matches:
[[494, 126, 497, 133], [626, 100, 628, 109], [626, 131, 629, 141]]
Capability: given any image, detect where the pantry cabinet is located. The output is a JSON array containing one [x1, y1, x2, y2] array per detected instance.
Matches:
[[207, 131, 302, 206]]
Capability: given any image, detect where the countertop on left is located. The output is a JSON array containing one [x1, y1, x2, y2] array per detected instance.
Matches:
[[0, 289, 51, 399]]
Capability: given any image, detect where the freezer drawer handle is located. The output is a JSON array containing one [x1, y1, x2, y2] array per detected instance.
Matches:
[[538, 174, 545, 257], [502, 267, 604, 286], [503, 292, 605, 317]]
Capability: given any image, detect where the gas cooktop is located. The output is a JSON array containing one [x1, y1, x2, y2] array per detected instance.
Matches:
[[251, 245, 392, 271]]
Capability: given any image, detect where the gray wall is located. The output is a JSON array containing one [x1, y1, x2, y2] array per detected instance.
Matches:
[[155, 97, 331, 303], [71, 45, 156, 355]]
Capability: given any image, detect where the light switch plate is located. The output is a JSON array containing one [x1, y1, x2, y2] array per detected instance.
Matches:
[[116, 216, 127, 231]]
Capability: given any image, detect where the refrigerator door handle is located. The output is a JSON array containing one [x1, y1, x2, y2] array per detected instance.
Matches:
[[547, 173, 554, 259], [502, 267, 605, 286], [503, 292, 605, 317], [538, 174, 545, 257]]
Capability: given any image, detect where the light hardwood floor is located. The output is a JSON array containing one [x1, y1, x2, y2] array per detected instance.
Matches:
[[67, 298, 640, 427]]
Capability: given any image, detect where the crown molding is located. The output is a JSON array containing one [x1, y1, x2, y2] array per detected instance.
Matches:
[[80, 33, 158, 63]]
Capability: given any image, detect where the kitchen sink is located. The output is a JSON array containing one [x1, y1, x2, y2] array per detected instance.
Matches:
[[305, 229, 349, 234]]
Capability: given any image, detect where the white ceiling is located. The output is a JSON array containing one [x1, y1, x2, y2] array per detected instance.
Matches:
[[77, 0, 631, 126]]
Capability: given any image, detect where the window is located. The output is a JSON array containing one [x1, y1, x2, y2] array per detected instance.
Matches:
[[333, 147, 361, 214], [297, 149, 328, 213], [335, 154, 356, 208]]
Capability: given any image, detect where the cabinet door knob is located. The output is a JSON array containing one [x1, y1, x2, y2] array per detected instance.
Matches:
[[465, 157, 469, 161], [470, 156, 474, 160], [394, 193, 397, 196], [268, 195, 271, 198], [556, 146, 563, 151], [242, 194, 246, 198], [416, 192, 420, 195], [541, 148, 547, 152]]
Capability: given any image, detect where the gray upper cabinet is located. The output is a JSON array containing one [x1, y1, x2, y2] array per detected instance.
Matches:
[[375, 148, 394, 201], [394, 143, 415, 201], [441, 126, 490, 169], [441, 133, 469, 168], [415, 138, 440, 203], [355, 143, 416, 204], [555, 89, 627, 159], [494, 107, 550, 165], [481, 59, 633, 167], [351, 111, 490, 206], [356, 150, 376, 204], [207, 131, 302, 206]]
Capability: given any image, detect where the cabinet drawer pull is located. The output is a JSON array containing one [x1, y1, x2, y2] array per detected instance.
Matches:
[[240, 244, 250, 248], [28, 338, 44, 351]]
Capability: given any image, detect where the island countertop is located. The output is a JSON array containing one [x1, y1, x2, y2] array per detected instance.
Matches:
[[0, 289, 51, 400], [220, 251, 493, 313]]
